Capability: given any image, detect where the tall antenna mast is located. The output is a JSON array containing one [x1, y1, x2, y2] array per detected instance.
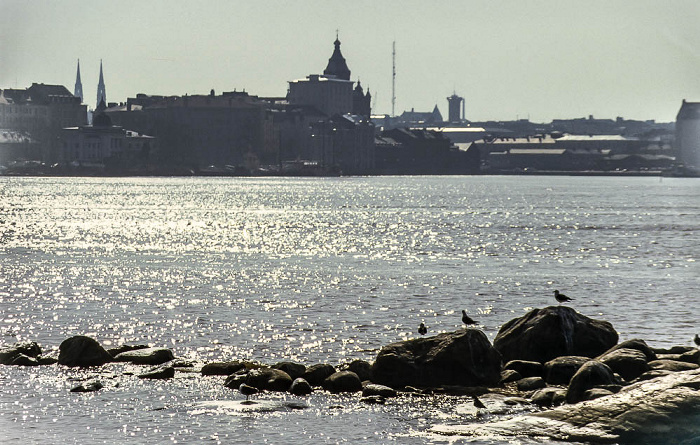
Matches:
[[391, 41, 396, 117]]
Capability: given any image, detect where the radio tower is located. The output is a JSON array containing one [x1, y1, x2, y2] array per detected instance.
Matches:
[[391, 41, 396, 117]]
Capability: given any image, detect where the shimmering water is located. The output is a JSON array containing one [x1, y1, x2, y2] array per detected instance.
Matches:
[[0, 175, 698, 444]]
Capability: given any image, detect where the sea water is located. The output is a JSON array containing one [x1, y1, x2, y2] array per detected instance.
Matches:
[[0, 175, 698, 443]]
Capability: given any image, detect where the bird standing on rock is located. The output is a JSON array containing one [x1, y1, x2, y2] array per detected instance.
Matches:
[[418, 322, 427, 335], [239, 383, 258, 402], [554, 290, 573, 304], [472, 395, 486, 409], [694, 334, 700, 347], [462, 310, 477, 326]]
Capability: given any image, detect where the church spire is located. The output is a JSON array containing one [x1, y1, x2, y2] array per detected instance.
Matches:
[[74, 59, 83, 103], [96, 59, 106, 109], [323, 35, 351, 81]]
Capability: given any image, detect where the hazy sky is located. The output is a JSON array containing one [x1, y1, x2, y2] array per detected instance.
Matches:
[[2, 0, 699, 122]]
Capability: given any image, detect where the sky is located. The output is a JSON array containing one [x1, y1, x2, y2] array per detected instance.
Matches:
[[1, 0, 699, 123]]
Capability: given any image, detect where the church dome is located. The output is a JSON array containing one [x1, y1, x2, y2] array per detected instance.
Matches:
[[323, 38, 351, 81]]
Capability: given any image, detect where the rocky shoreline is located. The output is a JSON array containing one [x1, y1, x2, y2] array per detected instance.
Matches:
[[2, 305, 699, 443]]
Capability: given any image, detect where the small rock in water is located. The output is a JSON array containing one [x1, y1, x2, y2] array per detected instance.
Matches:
[[138, 365, 175, 380], [70, 381, 104, 393]]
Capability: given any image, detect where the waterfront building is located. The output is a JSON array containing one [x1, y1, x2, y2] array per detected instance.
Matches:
[[74, 59, 83, 103], [675, 100, 700, 168], [96, 60, 106, 109], [447, 93, 464, 123]]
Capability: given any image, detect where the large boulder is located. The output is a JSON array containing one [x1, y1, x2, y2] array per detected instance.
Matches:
[[566, 360, 618, 404], [503, 360, 544, 378], [290, 378, 313, 396], [648, 359, 699, 372], [0, 342, 42, 365], [370, 328, 502, 389], [597, 348, 649, 381], [246, 368, 293, 392], [58, 336, 113, 367], [493, 306, 618, 364], [201, 361, 248, 376], [341, 359, 372, 382], [599, 339, 657, 362], [302, 364, 336, 386], [431, 369, 700, 444], [544, 356, 589, 385], [272, 362, 306, 380], [322, 371, 363, 393], [113, 347, 174, 366]]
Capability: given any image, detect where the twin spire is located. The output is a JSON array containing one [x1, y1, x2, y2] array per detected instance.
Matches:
[[73, 59, 106, 109]]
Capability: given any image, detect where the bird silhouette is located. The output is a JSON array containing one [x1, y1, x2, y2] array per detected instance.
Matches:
[[462, 310, 477, 326], [418, 322, 427, 335], [472, 395, 486, 409], [694, 334, 700, 347], [554, 290, 573, 304], [239, 383, 258, 402]]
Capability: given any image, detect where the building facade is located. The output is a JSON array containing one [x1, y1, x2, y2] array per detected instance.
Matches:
[[675, 100, 700, 168]]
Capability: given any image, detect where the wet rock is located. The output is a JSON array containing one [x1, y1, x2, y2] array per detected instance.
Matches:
[[201, 361, 248, 376], [360, 395, 386, 404], [37, 356, 58, 366], [290, 377, 313, 396], [223, 372, 248, 390], [10, 354, 40, 366], [70, 381, 103, 393], [499, 369, 522, 384], [432, 369, 700, 444], [493, 306, 618, 364], [503, 360, 544, 378], [633, 369, 673, 382], [246, 368, 293, 392], [138, 365, 175, 380], [601, 338, 657, 362], [566, 360, 618, 404], [648, 359, 699, 372], [343, 359, 372, 382], [362, 383, 397, 398], [371, 328, 502, 389], [322, 371, 362, 393], [302, 364, 336, 386], [531, 388, 567, 407], [106, 344, 149, 358], [652, 345, 696, 355], [597, 347, 649, 381], [679, 349, 700, 365], [543, 356, 589, 385], [58, 336, 113, 367], [516, 376, 546, 391], [582, 387, 615, 401], [0, 341, 42, 365], [113, 347, 174, 366], [272, 361, 306, 380]]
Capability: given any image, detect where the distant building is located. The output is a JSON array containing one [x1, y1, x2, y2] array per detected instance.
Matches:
[[309, 114, 375, 174], [60, 112, 154, 169], [675, 100, 700, 168], [96, 60, 106, 109], [0, 130, 40, 166], [446, 93, 464, 123], [0, 83, 87, 162], [74, 59, 83, 103]]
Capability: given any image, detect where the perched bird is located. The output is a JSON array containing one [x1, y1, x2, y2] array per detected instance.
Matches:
[[472, 395, 486, 409], [554, 290, 573, 304], [694, 334, 700, 347], [418, 322, 427, 336], [462, 310, 477, 326], [239, 383, 258, 402]]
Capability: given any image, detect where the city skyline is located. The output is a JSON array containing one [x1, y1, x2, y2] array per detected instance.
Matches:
[[2, 0, 699, 123]]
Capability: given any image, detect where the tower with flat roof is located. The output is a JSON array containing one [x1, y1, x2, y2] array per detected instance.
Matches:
[[447, 93, 464, 123]]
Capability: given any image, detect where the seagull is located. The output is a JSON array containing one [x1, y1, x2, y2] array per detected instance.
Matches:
[[694, 334, 700, 347], [554, 290, 573, 304], [462, 310, 477, 326], [418, 322, 427, 335], [472, 395, 486, 409], [239, 383, 258, 402]]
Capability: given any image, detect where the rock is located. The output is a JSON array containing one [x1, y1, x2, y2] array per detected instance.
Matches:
[[70, 381, 103, 393], [503, 360, 544, 378], [106, 344, 148, 357], [201, 361, 248, 376], [566, 360, 618, 404], [0, 342, 42, 364], [290, 377, 313, 396], [543, 356, 589, 385], [362, 383, 397, 398], [652, 345, 695, 355], [37, 356, 58, 365], [223, 372, 248, 390], [370, 328, 502, 389], [302, 364, 336, 386], [58, 336, 113, 367], [322, 371, 362, 393], [648, 359, 699, 372], [597, 348, 650, 381], [600, 338, 657, 362], [360, 395, 386, 404], [344, 359, 372, 382], [138, 365, 175, 380], [10, 354, 40, 366], [581, 388, 614, 401], [679, 349, 700, 365], [531, 388, 567, 407], [493, 306, 618, 364], [272, 361, 306, 380], [246, 368, 293, 392], [432, 369, 700, 444], [113, 347, 174, 366], [499, 369, 522, 384], [516, 376, 546, 391], [633, 369, 673, 382]]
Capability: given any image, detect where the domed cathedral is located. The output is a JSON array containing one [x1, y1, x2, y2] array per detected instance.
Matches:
[[287, 36, 371, 118]]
